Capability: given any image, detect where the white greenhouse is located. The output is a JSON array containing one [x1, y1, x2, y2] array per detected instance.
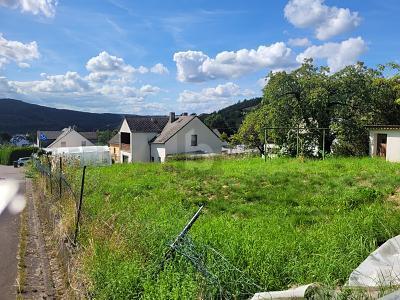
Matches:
[[45, 146, 111, 166]]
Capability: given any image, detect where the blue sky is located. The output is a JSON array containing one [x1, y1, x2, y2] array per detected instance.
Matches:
[[0, 0, 399, 115]]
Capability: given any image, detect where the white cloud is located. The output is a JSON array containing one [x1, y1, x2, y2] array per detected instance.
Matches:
[[0, 0, 57, 18], [86, 51, 135, 75], [17, 62, 30, 68], [0, 33, 39, 68], [85, 51, 168, 83], [288, 37, 311, 47], [173, 42, 297, 82], [11, 71, 89, 93], [150, 63, 169, 75], [178, 82, 253, 103], [296, 37, 367, 72], [284, 0, 361, 40]]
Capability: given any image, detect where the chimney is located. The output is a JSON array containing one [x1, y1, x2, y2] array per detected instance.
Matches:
[[169, 112, 175, 123], [182, 112, 188, 116]]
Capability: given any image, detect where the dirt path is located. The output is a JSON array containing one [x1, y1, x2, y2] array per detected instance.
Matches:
[[0, 166, 24, 300], [17, 179, 57, 299]]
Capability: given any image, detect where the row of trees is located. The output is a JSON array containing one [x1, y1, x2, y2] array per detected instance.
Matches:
[[233, 59, 400, 156]]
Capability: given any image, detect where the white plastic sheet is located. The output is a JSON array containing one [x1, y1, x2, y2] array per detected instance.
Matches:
[[251, 284, 319, 300], [348, 235, 400, 287]]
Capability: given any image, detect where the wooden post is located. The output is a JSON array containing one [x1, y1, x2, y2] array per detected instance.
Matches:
[[59, 156, 62, 198], [47, 154, 52, 194], [322, 129, 326, 160], [74, 165, 86, 245]]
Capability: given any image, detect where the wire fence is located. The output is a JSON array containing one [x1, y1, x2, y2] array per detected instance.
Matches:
[[33, 155, 85, 245], [32, 156, 264, 298]]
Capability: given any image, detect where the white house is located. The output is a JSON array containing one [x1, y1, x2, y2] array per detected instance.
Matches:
[[43, 127, 97, 149], [10, 135, 30, 146], [367, 125, 400, 162], [118, 112, 222, 163]]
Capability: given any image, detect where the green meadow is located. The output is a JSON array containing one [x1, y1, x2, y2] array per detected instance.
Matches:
[[63, 157, 400, 299]]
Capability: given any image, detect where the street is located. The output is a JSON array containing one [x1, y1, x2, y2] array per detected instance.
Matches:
[[0, 166, 24, 300]]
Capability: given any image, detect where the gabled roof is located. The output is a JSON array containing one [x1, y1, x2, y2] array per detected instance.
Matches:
[[37, 130, 62, 140], [152, 115, 196, 144], [124, 116, 169, 133], [47, 128, 92, 148], [108, 133, 120, 144], [80, 131, 98, 140]]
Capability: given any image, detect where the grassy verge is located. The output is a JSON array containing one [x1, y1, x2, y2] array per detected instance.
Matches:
[[50, 157, 400, 299]]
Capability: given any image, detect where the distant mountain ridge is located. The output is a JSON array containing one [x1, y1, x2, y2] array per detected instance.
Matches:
[[0, 99, 125, 134], [200, 97, 262, 135], [0, 98, 261, 135]]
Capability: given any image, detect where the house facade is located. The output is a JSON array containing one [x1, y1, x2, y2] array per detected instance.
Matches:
[[367, 125, 400, 162], [108, 133, 120, 163], [38, 127, 98, 149], [118, 113, 222, 163]]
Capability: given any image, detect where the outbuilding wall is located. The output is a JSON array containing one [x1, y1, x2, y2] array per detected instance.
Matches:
[[369, 130, 400, 162]]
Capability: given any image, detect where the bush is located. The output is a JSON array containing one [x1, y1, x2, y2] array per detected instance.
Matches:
[[0, 146, 38, 165]]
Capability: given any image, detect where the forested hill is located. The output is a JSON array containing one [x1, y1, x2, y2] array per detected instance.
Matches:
[[200, 97, 262, 135], [0, 99, 124, 134]]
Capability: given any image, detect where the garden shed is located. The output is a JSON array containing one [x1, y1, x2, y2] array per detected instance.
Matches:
[[366, 125, 400, 162]]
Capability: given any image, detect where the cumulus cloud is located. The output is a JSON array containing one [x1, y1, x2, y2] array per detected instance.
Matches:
[[85, 51, 168, 83], [173, 42, 297, 82], [0, 0, 57, 18], [0, 33, 39, 68], [11, 71, 89, 94], [288, 37, 311, 47], [150, 63, 169, 75], [296, 37, 367, 72], [284, 0, 361, 40], [178, 82, 253, 104]]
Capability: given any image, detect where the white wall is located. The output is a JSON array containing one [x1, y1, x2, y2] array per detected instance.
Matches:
[[132, 132, 157, 162], [369, 130, 400, 162], [150, 144, 166, 162], [119, 119, 132, 162], [48, 130, 93, 148], [164, 117, 222, 157]]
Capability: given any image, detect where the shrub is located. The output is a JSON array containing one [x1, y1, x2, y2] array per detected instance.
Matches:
[[0, 146, 38, 165]]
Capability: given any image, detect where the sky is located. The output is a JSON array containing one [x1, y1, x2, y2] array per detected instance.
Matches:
[[0, 0, 399, 115]]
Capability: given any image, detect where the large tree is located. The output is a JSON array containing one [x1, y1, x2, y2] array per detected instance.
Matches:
[[235, 60, 400, 157]]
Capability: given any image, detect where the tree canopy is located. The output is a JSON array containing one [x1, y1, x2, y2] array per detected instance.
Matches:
[[233, 60, 400, 156]]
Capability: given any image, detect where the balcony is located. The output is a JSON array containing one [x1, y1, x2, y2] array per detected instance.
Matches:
[[121, 143, 130, 152]]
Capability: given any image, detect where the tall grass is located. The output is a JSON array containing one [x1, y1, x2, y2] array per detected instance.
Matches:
[[61, 157, 400, 299]]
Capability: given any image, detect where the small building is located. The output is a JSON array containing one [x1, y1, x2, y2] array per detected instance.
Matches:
[[108, 133, 120, 163], [117, 112, 222, 163], [37, 127, 98, 148], [10, 134, 30, 146], [366, 125, 400, 162]]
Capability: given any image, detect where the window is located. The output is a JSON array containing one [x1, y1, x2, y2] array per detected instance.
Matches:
[[81, 140, 86, 146], [61, 141, 66, 147], [114, 147, 116, 154], [191, 134, 197, 146], [151, 156, 154, 162]]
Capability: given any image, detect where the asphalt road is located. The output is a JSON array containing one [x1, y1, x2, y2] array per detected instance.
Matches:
[[0, 166, 24, 300]]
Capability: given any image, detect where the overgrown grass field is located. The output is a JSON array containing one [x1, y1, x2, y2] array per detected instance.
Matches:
[[70, 157, 400, 299]]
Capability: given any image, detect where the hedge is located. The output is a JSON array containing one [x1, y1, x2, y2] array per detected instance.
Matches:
[[0, 146, 38, 165]]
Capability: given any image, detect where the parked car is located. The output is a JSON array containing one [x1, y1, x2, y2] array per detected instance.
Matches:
[[13, 157, 31, 167]]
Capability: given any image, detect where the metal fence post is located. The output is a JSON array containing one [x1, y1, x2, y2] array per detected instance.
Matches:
[[322, 129, 326, 160], [59, 156, 62, 198], [74, 165, 86, 245]]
